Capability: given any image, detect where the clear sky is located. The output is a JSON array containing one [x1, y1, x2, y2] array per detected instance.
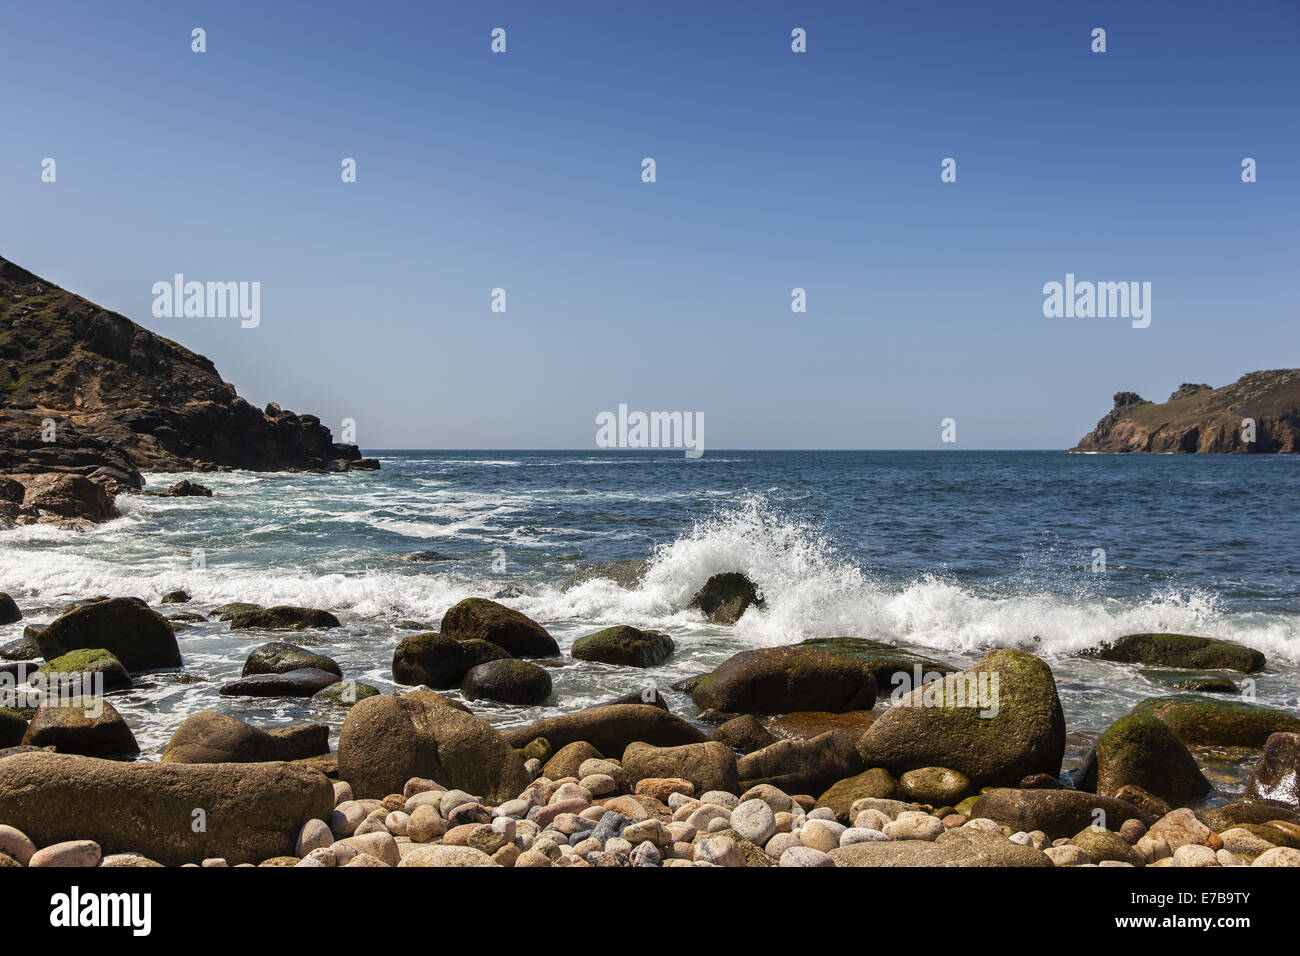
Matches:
[[3, 0, 1297, 449]]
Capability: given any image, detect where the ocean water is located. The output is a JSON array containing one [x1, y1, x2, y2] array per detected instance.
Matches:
[[3, 450, 1298, 799]]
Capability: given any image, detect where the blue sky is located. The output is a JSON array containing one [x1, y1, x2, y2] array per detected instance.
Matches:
[[3, 0, 1297, 449]]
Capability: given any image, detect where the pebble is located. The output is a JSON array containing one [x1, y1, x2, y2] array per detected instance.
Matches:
[[0, 825, 36, 866], [731, 799, 777, 845], [883, 811, 944, 842], [29, 840, 102, 868], [779, 846, 835, 867], [694, 835, 745, 867]]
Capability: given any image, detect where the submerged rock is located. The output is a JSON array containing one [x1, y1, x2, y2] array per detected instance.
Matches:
[[392, 633, 509, 688], [439, 598, 558, 657], [36, 596, 181, 672], [561, 560, 650, 592], [229, 606, 341, 630], [688, 572, 762, 625], [312, 680, 380, 708], [1083, 633, 1265, 672], [218, 667, 340, 697]]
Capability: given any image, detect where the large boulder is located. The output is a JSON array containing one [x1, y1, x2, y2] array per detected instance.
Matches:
[[218, 667, 340, 697], [1247, 732, 1300, 810], [571, 626, 674, 668], [439, 599, 558, 657], [21, 698, 139, 757], [36, 597, 181, 672], [500, 703, 707, 753], [337, 690, 530, 801], [797, 637, 959, 690], [688, 572, 762, 625], [392, 633, 508, 688], [855, 649, 1065, 788], [1093, 712, 1209, 804], [19, 474, 118, 524], [969, 787, 1156, 839], [460, 659, 552, 705], [242, 641, 341, 678], [0, 751, 333, 865], [161, 711, 329, 764], [0, 593, 20, 626], [33, 648, 132, 693], [1084, 633, 1264, 672], [622, 740, 739, 795], [830, 827, 1052, 867], [691, 645, 877, 715], [1131, 696, 1300, 748], [738, 731, 864, 795], [229, 606, 341, 630]]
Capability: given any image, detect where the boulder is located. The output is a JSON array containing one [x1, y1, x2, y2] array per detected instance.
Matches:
[[229, 606, 341, 630], [797, 637, 959, 689], [766, 710, 878, 743], [1069, 827, 1144, 865], [1131, 696, 1300, 748], [21, 697, 139, 757], [18, 473, 117, 524], [392, 633, 509, 688], [691, 645, 877, 715], [33, 648, 132, 693], [969, 787, 1156, 839], [1198, 801, 1300, 832], [0, 707, 26, 748], [0, 751, 333, 865], [542, 741, 603, 780], [161, 711, 329, 764], [211, 603, 262, 621], [1083, 633, 1264, 672], [713, 715, 776, 754], [242, 641, 342, 678], [1246, 732, 1300, 810], [500, 704, 707, 753], [571, 625, 674, 667], [337, 690, 530, 802], [460, 659, 552, 705], [816, 768, 902, 821], [439, 598, 558, 657], [899, 767, 972, 806], [561, 560, 650, 592], [160, 589, 191, 603], [1093, 712, 1209, 804], [36, 597, 181, 672], [855, 649, 1065, 788], [622, 740, 739, 795], [311, 680, 380, 708], [0, 634, 39, 661], [737, 731, 864, 795], [688, 572, 762, 624], [218, 667, 340, 697], [830, 827, 1053, 867], [0, 593, 20, 626]]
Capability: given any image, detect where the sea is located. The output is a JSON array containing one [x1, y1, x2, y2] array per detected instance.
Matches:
[[3, 450, 1298, 800]]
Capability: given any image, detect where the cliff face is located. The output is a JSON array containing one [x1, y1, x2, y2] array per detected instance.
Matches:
[[1072, 370, 1300, 453], [0, 256, 377, 524]]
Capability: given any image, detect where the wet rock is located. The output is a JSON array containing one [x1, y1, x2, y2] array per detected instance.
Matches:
[[1132, 695, 1300, 747], [33, 648, 132, 693], [460, 658, 552, 705], [219, 667, 340, 697], [689, 572, 763, 625], [1083, 633, 1264, 672], [439, 598, 559, 657], [855, 649, 1065, 789], [797, 637, 958, 689], [561, 560, 650, 592], [0, 593, 21, 626], [0, 634, 39, 661], [392, 632, 509, 688], [160, 589, 191, 604], [211, 602, 262, 621], [22, 697, 139, 757], [36, 596, 181, 672], [691, 644, 878, 715], [1095, 712, 1209, 804], [765, 709, 878, 744], [1246, 732, 1300, 810], [243, 641, 342, 678], [571, 625, 674, 667], [161, 710, 329, 764], [713, 715, 776, 754], [229, 606, 341, 630], [311, 680, 380, 708]]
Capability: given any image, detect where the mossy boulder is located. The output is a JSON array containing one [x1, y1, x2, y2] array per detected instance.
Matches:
[[229, 606, 341, 631], [0, 707, 26, 748], [242, 641, 342, 678], [439, 598, 558, 657], [36, 596, 181, 672], [816, 768, 902, 821], [392, 632, 509, 688], [460, 659, 553, 705], [210, 602, 262, 621], [691, 645, 878, 715], [1131, 695, 1300, 748], [855, 649, 1065, 789], [1084, 633, 1264, 672], [688, 572, 762, 625], [311, 680, 380, 708], [798, 637, 958, 690], [571, 625, 674, 668], [34, 648, 132, 693], [21, 697, 139, 757], [1094, 713, 1209, 805]]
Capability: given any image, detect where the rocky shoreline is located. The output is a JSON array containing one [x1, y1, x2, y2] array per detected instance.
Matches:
[[1, 573, 1298, 869]]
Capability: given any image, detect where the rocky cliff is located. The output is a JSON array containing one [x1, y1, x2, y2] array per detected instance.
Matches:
[[0, 256, 377, 525], [1072, 370, 1300, 453]]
